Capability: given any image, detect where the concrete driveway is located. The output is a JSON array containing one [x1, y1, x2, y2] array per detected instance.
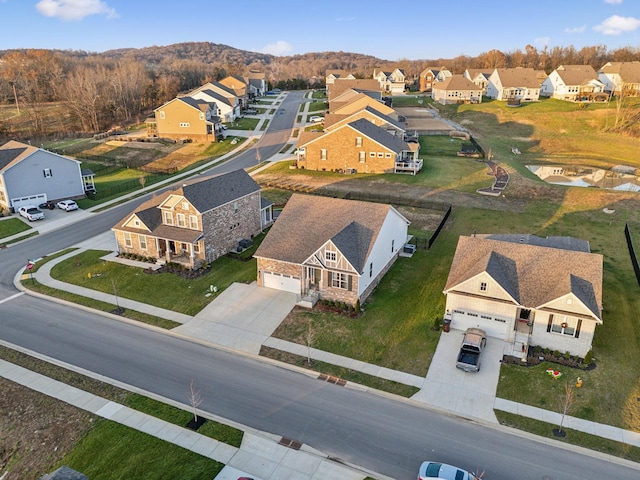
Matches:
[[173, 283, 297, 355], [412, 328, 503, 423]]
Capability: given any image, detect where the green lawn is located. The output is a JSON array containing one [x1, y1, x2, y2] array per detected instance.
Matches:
[[49, 235, 265, 316], [230, 117, 260, 130], [58, 420, 223, 480], [307, 100, 327, 112], [0, 217, 31, 239]]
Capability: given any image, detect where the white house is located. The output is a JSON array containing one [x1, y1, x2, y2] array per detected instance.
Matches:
[[598, 61, 640, 96], [540, 65, 607, 102], [432, 75, 483, 104], [189, 82, 241, 122], [443, 234, 603, 357], [374, 68, 406, 94], [254, 194, 410, 306], [0, 140, 86, 212], [486, 67, 541, 102], [463, 69, 493, 93]]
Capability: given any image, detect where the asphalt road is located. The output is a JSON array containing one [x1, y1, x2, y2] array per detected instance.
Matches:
[[1, 91, 638, 479]]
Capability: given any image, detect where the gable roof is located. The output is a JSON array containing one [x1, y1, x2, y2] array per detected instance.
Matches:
[[465, 69, 493, 80], [193, 89, 233, 108], [598, 61, 640, 82], [324, 105, 405, 131], [254, 194, 405, 272], [433, 75, 481, 91], [492, 67, 540, 88], [479, 233, 591, 252], [331, 94, 395, 116], [347, 118, 410, 152], [178, 96, 212, 111], [444, 236, 603, 320], [553, 65, 600, 85], [0, 140, 80, 172], [328, 78, 381, 101]]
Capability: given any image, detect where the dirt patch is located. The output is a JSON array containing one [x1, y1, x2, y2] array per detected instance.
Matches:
[[0, 378, 94, 480]]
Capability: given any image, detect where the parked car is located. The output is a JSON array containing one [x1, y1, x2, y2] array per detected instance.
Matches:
[[418, 461, 481, 480], [39, 200, 55, 210], [456, 328, 487, 373], [18, 205, 45, 221], [57, 199, 78, 211], [309, 116, 323, 123]]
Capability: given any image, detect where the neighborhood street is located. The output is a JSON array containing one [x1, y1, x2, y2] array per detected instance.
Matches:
[[0, 91, 638, 479]]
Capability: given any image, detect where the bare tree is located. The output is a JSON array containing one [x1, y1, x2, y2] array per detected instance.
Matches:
[[186, 379, 203, 422], [305, 319, 314, 367], [555, 381, 575, 437]]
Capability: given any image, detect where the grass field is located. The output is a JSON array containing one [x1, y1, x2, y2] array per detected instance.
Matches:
[[0, 217, 31, 238]]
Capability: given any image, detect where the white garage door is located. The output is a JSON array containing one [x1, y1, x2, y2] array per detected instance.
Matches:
[[11, 194, 47, 210], [451, 310, 508, 339], [262, 272, 300, 294]]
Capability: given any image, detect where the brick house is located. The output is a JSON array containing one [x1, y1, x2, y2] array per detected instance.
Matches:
[[112, 169, 273, 268], [419, 67, 452, 92], [443, 234, 603, 357], [295, 118, 421, 174], [254, 194, 410, 306]]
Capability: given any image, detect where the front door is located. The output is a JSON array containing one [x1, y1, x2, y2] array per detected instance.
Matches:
[[307, 267, 321, 290]]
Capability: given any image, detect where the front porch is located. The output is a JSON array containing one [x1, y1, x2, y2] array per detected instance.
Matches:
[[394, 158, 423, 175]]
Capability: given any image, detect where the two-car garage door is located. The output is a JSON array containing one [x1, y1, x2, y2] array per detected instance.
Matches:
[[451, 310, 508, 339], [11, 194, 47, 210], [262, 272, 301, 294]]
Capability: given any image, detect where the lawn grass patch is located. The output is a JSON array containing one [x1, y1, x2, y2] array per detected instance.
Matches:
[[231, 117, 259, 130], [58, 420, 223, 480], [495, 411, 640, 463], [0, 217, 31, 239], [307, 101, 327, 112], [0, 230, 39, 246], [49, 242, 262, 316]]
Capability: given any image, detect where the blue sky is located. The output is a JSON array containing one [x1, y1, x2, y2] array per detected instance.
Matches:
[[1, 0, 639, 60]]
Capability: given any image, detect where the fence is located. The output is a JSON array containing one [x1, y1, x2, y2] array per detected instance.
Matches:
[[624, 223, 640, 287], [428, 205, 452, 249]]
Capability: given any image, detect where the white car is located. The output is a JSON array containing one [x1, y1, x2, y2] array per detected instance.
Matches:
[[418, 461, 481, 480], [309, 116, 323, 123], [57, 200, 78, 211], [18, 205, 45, 221]]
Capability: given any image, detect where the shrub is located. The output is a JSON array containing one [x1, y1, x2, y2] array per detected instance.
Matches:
[[553, 350, 561, 358], [563, 351, 571, 360], [583, 350, 593, 365]]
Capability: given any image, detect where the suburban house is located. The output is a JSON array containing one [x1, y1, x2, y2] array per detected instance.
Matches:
[[153, 96, 219, 142], [295, 118, 420, 174], [218, 75, 250, 107], [486, 67, 541, 102], [329, 88, 383, 113], [188, 82, 242, 122], [325, 70, 355, 91], [323, 105, 406, 137], [540, 65, 608, 102], [463, 69, 493, 93], [374, 68, 406, 93], [598, 61, 640, 96], [330, 93, 398, 119], [327, 78, 381, 102], [0, 140, 86, 212], [419, 67, 452, 92], [432, 75, 483, 104], [246, 71, 268, 97], [112, 169, 273, 268], [254, 194, 410, 306], [443, 234, 603, 357]]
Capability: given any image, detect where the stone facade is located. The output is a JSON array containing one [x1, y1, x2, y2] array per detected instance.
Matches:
[[201, 192, 262, 261], [297, 125, 398, 173]]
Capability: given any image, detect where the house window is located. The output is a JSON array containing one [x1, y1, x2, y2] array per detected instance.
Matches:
[[547, 314, 580, 337], [159, 111, 165, 119], [355, 136, 362, 147], [194, 242, 201, 254], [369, 152, 375, 157], [43, 168, 52, 178], [134, 220, 140, 227], [234, 202, 238, 213], [189, 215, 198, 229], [139, 235, 147, 250], [391, 239, 394, 252], [369, 263, 373, 277], [377, 152, 384, 158], [480, 282, 487, 292], [320, 149, 327, 160], [182, 201, 188, 210], [359, 151, 366, 163], [179, 122, 190, 127], [163, 211, 173, 225], [325, 251, 337, 263], [331, 272, 349, 289], [385, 153, 392, 158], [176, 213, 186, 227], [199, 112, 205, 120], [123, 232, 132, 248]]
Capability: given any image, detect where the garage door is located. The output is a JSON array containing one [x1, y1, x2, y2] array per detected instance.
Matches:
[[11, 194, 47, 210], [262, 272, 300, 294], [451, 310, 508, 339]]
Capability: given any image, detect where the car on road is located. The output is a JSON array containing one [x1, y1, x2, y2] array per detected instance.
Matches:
[[57, 199, 78, 211], [18, 205, 45, 221], [418, 461, 481, 480]]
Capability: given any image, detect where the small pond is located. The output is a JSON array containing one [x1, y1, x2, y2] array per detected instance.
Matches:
[[526, 164, 640, 191]]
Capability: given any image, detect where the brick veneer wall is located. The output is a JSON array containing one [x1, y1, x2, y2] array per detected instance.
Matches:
[[298, 126, 397, 173], [202, 192, 262, 261], [256, 258, 302, 286]]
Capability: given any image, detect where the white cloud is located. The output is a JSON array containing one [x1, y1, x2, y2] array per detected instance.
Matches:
[[260, 40, 293, 56], [565, 25, 586, 34], [594, 15, 640, 34], [36, 0, 118, 21], [604, 0, 623, 4]]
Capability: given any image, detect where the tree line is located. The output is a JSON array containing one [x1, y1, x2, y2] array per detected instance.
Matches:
[[0, 42, 638, 138]]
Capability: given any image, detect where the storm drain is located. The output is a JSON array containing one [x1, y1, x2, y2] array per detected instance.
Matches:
[[279, 437, 302, 450], [318, 373, 347, 386]]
